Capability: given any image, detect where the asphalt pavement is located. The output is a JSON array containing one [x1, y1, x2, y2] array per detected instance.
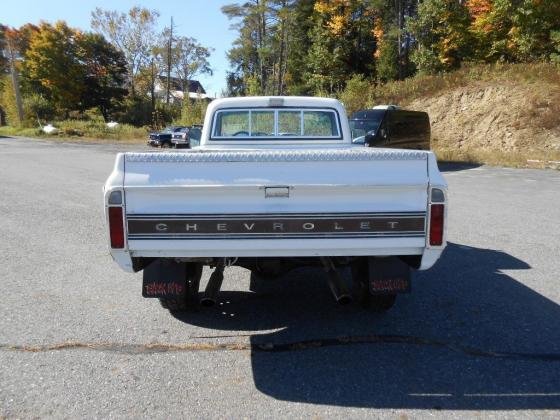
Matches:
[[1, 136, 560, 418]]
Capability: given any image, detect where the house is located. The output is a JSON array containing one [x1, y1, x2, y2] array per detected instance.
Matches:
[[154, 76, 209, 103]]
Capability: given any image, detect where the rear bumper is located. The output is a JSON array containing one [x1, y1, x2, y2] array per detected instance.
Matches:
[[109, 237, 444, 273], [171, 140, 190, 148]]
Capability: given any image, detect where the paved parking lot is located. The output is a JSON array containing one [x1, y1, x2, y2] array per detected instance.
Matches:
[[1, 136, 560, 418]]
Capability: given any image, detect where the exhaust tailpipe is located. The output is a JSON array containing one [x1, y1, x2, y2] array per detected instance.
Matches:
[[320, 258, 352, 305], [200, 262, 225, 307]]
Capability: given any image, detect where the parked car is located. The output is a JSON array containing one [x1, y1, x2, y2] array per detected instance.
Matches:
[[171, 125, 203, 149], [104, 97, 447, 315], [147, 126, 186, 148], [350, 105, 431, 150], [187, 125, 202, 148]]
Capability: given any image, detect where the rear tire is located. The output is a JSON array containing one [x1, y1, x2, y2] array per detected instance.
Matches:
[[159, 262, 203, 311], [161, 141, 171, 148], [351, 258, 397, 312]]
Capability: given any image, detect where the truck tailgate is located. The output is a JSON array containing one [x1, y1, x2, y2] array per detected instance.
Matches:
[[122, 149, 430, 257]]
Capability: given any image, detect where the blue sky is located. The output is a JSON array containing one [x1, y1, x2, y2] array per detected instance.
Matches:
[[1, 0, 238, 97]]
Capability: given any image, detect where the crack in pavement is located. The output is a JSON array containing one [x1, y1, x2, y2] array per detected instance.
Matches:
[[2, 334, 560, 361]]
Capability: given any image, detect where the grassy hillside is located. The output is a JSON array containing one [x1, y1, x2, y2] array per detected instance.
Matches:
[[342, 63, 560, 167]]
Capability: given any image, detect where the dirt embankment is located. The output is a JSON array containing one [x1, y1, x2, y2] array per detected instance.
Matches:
[[408, 81, 560, 163]]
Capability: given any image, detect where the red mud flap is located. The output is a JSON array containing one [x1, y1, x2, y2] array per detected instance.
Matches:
[[368, 257, 411, 295], [142, 259, 186, 299]]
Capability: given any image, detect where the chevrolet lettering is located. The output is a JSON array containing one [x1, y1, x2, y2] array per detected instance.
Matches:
[[127, 214, 425, 238]]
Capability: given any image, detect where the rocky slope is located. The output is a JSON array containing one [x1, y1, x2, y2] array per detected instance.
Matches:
[[407, 80, 560, 161]]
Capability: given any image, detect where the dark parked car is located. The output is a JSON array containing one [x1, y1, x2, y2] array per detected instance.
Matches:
[[148, 126, 186, 148], [350, 106, 430, 150], [171, 125, 203, 149]]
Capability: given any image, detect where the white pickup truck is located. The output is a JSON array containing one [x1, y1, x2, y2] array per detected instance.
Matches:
[[104, 96, 447, 313]]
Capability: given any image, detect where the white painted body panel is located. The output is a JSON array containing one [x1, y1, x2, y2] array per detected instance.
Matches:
[[104, 97, 447, 273]]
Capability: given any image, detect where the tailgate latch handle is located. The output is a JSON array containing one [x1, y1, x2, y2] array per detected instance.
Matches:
[[263, 186, 290, 198]]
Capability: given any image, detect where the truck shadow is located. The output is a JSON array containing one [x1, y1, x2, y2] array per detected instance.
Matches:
[[173, 243, 560, 410], [437, 162, 482, 172]]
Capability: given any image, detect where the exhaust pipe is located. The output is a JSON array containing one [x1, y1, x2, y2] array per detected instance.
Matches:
[[320, 257, 352, 305], [200, 262, 225, 307]]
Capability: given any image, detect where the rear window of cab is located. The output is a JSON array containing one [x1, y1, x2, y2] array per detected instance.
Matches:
[[211, 109, 341, 139]]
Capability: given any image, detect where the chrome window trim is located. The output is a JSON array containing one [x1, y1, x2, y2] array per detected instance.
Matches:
[[210, 107, 342, 140]]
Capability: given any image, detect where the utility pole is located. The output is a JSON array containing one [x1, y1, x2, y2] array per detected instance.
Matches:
[[166, 16, 173, 105], [6, 38, 24, 124], [150, 58, 156, 111]]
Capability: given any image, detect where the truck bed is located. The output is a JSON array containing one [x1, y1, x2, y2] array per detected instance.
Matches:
[[117, 148, 431, 259]]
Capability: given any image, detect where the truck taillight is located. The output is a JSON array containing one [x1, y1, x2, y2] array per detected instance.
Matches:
[[108, 206, 125, 249], [429, 204, 444, 246]]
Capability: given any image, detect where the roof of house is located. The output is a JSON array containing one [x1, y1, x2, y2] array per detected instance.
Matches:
[[157, 76, 206, 94]]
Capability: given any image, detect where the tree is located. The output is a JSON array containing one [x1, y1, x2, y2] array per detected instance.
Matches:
[[407, 0, 472, 74], [370, 0, 418, 81], [304, 0, 377, 94], [464, 0, 560, 63], [5, 23, 39, 59], [0, 26, 10, 125], [21, 22, 128, 119], [157, 32, 213, 95], [223, 0, 298, 96], [174, 36, 212, 93], [222, 0, 272, 95], [134, 53, 163, 109], [22, 22, 85, 113], [304, 14, 346, 94], [285, 0, 315, 94], [0, 25, 8, 74], [1, 76, 18, 125], [80, 33, 128, 120], [501, 0, 560, 62], [91, 6, 160, 95]]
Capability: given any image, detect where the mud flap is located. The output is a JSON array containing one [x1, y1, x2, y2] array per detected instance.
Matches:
[[142, 259, 186, 299], [368, 256, 411, 295]]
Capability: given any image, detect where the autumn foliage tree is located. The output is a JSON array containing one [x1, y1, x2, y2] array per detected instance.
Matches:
[[22, 22, 85, 112], [80, 33, 128, 120], [20, 22, 127, 119], [305, 0, 376, 94], [406, 0, 472, 74]]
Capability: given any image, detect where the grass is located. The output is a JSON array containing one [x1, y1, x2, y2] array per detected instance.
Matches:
[[368, 61, 560, 107], [0, 121, 148, 143], [434, 147, 560, 169]]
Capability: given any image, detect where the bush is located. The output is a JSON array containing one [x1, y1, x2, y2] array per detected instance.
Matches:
[[115, 96, 153, 126], [337, 75, 371, 114], [55, 119, 147, 140], [178, 98, 208, 126], [24, 93, 56, 124], [153, 102, 181, 129]]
